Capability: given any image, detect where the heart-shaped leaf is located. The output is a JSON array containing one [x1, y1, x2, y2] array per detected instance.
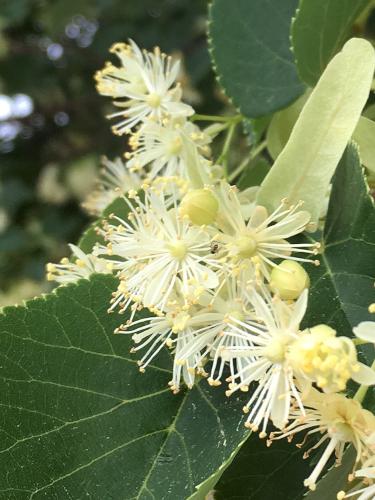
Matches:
[[208, 0, 304, 118], [0, 274, 251, 499]]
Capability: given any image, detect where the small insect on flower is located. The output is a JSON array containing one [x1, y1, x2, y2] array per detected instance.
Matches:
[[82, 156, 142, 216], [102, 188, 219, 315], [223, 288, 310, 435], [46, 244, 112, 284], [270, 388, 375, 492], [210, 240, 220, 254], [212, 182, 320, 287], [95, 39, 193, 134]]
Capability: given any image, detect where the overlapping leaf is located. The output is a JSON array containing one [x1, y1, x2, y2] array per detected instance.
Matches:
[[213, 434, 311, 500], [208, 0, 304, 118], [0, 274, 251, 499], [291, 0, 370, 86]]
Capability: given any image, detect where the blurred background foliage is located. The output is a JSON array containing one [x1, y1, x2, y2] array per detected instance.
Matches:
[[0, 0, 219, 306]]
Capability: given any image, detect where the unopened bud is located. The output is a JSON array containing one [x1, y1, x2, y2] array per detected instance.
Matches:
[[270, 260, 309, 300], [180, 188, 218, 225]]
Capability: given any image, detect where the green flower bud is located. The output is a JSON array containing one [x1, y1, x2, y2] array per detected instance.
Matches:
[[180, 188, 218, 225], [270, 260, 310, 300]]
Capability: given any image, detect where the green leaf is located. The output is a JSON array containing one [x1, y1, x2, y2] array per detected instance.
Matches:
[[302, 143, 375, 408], [353, 116, 375, 173], [237, 158, 271, 189], [213, 433, 312, 500], [291, 0, 370, 86], [304, 448, 356, 500], [243, 116, 272, 147], [0, 274, 251, 499], [208, 0, 305, 118], [257, 38, 375, 226], [186, 433, 249, 500]]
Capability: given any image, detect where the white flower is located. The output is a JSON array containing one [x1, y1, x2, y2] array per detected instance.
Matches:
[[126, 118, 211, 181], [115, 303, 202, 392], [102, 189, 219, 314], [270, 389, 375, 492], [95, 40, 193, 134], [224, 289, 310, 434], [82, 156, 142, 215], [214, 183, 319, 285], [115, 279, 256, 392], [46, 244, 111, 284], [175, 279, 257, 387], [288, 324, 375, 392], [338, 456, 375, 499]]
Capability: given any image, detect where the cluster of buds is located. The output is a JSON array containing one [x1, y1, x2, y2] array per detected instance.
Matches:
[[47, 40, 375, 494]]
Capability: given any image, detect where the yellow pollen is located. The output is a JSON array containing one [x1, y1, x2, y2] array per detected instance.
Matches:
[[288, 324, 358, 393], [170, 311, 190, 333]]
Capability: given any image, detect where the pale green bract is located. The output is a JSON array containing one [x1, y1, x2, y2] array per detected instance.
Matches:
[[257, 38, 375, 226], [267, 102, 375, 175]]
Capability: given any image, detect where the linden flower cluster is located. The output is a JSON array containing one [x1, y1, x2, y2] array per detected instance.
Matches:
[[47, 40, 375, 494]]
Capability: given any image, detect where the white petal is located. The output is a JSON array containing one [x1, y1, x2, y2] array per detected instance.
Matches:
[[263, 210, 310, 239], [271, 371, 290, 430], [353, 322, 375, 343], [248, 205, 268, 228], [288, 288, 308, 330], [352, 362, 375, 386], [69, 243, 88, 261], [191, 262, 219, 289]]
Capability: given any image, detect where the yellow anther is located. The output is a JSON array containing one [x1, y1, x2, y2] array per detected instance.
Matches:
[[288, 324, 358, 393]]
